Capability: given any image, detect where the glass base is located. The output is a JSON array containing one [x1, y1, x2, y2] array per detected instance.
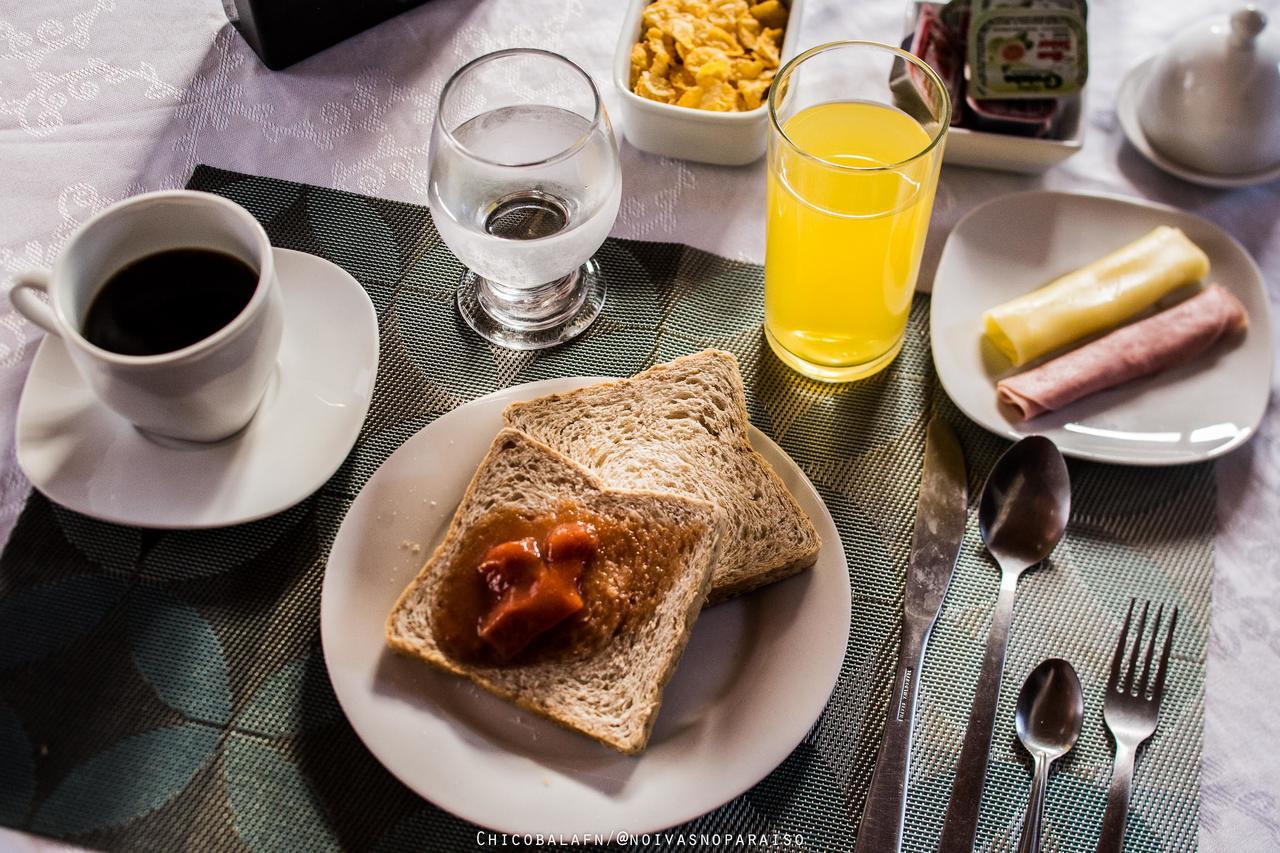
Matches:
[[456, 259, 606, 351], [764, 325, 905, 383]]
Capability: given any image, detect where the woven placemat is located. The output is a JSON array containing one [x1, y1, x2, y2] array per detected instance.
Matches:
[[0, 166, 1210, 852]]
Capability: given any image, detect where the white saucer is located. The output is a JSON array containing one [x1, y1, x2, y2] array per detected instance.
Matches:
[[16, 248, 379, 528], [320, 377, 851, 838], [1117, 57, 1280, 189], [931, 190, 1273, 466]]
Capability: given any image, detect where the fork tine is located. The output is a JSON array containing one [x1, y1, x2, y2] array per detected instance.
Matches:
[[1123, 600, 1150, 694], [1138, 605, 1164, 698], [1152, 606, 1179, 704], [1109, 599, 1135, 693]]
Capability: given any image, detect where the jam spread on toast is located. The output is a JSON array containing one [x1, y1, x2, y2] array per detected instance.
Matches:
[[432, 502, 696, 666], [475, 523, 596, 660]]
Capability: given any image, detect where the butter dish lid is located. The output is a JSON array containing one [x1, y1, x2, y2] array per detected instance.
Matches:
[[1138, 5, 1280, 176]]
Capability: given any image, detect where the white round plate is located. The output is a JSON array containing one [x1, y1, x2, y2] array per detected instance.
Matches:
[[932, 190, 1273, 466], [1117, 57, 1280, 189], [321, 377, 850, 838], [16, 248, 379, 528]]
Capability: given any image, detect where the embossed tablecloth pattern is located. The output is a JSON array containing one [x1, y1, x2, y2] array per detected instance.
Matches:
[[1, 1, 1278, 850], [0, 166, 1209, 851]]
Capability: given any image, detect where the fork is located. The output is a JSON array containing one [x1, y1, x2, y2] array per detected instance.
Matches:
[[1097, 599, 1178, 853]]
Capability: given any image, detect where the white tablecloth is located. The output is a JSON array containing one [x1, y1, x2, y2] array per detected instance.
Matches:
[[1, 0, 1277, 848]]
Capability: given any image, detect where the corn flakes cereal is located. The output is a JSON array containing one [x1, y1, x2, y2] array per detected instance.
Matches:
[[698, 81, 738, 110], [683, 45, 729, 73], [643, 0, 680, 28], [732, 56, 764, 80], [631, 0, 788, 112], [636, 70, 677, 102], [676, 87, 703, 108], [756, 27, 783, 67], [738, 77, 771, 110], [671, 65, 698, 92], [696, 58, 732, 84], [748, 1, 787, 28], [707, 0, 748, 30], [703, 25, 745, 56], [630, 43, 648, 87]]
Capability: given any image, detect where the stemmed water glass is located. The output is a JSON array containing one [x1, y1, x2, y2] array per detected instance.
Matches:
[[428, 49, 622, 350]]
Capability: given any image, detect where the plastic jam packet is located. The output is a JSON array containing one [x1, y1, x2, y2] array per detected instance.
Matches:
[[967, 0, 1088, 99], [893, 4, 963, 125]]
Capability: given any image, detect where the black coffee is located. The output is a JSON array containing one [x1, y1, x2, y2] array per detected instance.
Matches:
[[82, 248, 259, 356]]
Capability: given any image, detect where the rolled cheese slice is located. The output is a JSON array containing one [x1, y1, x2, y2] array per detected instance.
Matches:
[[996, 284, 1247, 420], [983, 226, 1210, 366]]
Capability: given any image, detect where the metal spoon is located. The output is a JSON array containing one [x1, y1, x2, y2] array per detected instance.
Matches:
[[1015, 658, 1084, 853], [938, 436, 1071, 852]]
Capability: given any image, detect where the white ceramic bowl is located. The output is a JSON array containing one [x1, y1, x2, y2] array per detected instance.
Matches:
[[613, 0, 804, 165]]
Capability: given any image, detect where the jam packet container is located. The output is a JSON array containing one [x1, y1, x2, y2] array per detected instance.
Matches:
[[967, 0, 1088, 99], [893, 4, 963, 124], [966, 94, 1061, 136], [907, 4, 964, 120]]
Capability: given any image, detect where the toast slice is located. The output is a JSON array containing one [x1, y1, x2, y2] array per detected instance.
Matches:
[[503, 350, 821, 603], [386, 429, 724, 754]]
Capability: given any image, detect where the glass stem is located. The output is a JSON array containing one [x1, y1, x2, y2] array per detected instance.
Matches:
[[475, 267, 585, 331]]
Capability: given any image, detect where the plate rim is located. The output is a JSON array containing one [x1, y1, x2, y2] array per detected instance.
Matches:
[[14, 247, 379, 528], [320, 375, 852, 837], [930, 188, 1274, 466]]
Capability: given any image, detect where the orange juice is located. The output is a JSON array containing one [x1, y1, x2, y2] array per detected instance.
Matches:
[[765, 100, 942, 381]]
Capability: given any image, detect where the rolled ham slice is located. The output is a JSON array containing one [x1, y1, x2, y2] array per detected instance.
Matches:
[[996, 284, 1248, 420]]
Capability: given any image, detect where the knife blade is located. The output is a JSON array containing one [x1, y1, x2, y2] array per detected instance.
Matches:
[[855, 417, 968, 853]]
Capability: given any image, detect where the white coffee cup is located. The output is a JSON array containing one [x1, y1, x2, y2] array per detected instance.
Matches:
[[10, 190, 284, 443]]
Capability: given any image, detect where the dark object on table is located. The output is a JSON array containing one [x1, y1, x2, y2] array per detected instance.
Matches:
[[224, 0, 432, 69]]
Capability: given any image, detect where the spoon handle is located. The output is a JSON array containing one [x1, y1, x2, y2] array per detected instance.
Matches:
[[938, 571, 1020, 852], [1017, 753, 1049, 853], [855, 620, 928, 853]]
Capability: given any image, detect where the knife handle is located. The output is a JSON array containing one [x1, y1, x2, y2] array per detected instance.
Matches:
[[855, 620, 929, 853]]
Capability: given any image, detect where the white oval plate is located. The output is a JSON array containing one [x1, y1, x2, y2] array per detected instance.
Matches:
[[931, 190, 1273, 466], [15, 248, 378, 527], [321, 377, 850, 838]]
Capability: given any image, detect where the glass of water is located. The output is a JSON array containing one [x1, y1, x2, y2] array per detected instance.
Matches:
[[428, 49, 622, 350]]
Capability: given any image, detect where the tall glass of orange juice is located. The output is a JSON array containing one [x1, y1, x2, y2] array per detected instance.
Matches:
[[765, 41, 951, 382]]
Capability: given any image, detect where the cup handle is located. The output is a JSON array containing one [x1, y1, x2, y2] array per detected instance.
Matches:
[[9, 271, 62, 337]]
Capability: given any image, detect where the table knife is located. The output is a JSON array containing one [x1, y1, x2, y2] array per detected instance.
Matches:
[[855, 417, 968, 853]]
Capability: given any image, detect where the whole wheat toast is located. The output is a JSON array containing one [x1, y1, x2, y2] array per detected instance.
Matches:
[[385, 429, 724, 754], [503, 350, 821, 603]]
